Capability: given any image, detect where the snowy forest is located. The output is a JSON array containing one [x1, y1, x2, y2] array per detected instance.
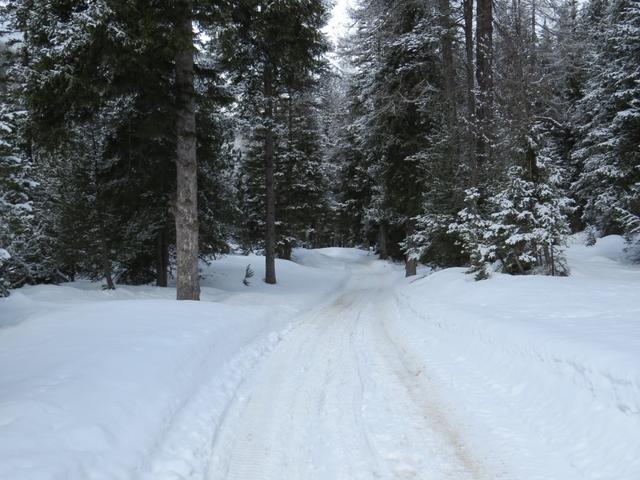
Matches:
[[1, 1, 640, 479], [0, 0, 639, 295]]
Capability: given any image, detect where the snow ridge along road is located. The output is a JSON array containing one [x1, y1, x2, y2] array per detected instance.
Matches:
[[206, 254, 493, 480]]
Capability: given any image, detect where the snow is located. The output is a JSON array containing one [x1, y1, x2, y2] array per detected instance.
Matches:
[[392, 234, 640, 479], [0, 254, 349, 480], [1, 238, 639, 479]]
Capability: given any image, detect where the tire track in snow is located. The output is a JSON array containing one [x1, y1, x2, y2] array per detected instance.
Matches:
[[205, 271, 499, 480], [368, 293, 489, 479], [206, 290, 381, 479]]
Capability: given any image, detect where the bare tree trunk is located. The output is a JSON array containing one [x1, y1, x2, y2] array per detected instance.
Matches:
[[476, 0, 494, 168], [174, 1, 200, 301], [264, 64, 277, 284]]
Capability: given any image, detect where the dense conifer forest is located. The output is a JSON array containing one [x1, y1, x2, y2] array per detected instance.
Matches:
[[1, 0, 638, 297]]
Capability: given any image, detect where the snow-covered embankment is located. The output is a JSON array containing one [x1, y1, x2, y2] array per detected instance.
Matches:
[[390, 235, 640, 479], [0, 253, 348, 480]]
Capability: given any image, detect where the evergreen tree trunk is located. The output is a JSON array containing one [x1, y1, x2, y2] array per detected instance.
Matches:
[[475, 0, 494, 169], [439, 0, 457, 132], [404, 220, 417, 277], [439, 0, 459, 175], [405, 257, 417, 277], [464, 0, 475, 119], [378, 222, 388, 260], [156, 227, 169, 287], [463, 0, 476, 174], [174, 1, 200, 301], [278, 241, 292, 261], [264, 64, 277, 285], [103, 256, 115, 290], [527, 2, 539, 183]]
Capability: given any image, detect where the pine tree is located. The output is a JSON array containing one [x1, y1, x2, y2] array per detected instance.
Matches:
[[219, 0, 328, 284], [572, 0, 640, 246], [448, 188, 492, 279], [437, 0, 575, 278], [485, 166, 570, 275], [330, 88, 374, 247], [0, 13, 41, 295], [235, 86, 330, 259], [276, 89, 330, 258], [0, 98, 34, 295], [10, 0, 233, 294], [451, 165, 571, 278]]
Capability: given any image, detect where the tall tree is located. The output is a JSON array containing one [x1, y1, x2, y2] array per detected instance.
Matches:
[[572, 0, 640, 246], [174, 0, 200, 300], [219, 0, 328, 284], [8, 0, 231, 295], [476, 0, 494, 171]]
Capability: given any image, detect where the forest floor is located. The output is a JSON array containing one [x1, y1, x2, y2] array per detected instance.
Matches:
[[1, 237, 639, 480]]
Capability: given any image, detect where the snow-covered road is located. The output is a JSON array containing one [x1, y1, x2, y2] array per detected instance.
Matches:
[[2, 237, 639, 480], [207, 257, 492, 480]]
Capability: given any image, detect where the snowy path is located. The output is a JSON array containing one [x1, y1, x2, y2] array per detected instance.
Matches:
[[206, 260, 493, 480], [2, 239, 639, 480]]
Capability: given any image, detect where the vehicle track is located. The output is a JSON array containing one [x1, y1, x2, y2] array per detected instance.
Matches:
[[206, 269, 492, 480]]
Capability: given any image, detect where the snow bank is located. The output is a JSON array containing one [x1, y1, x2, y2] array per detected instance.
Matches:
[[391, 235, 640, 479], [0, 300, 276, 480], [0, 252, 349, 480]]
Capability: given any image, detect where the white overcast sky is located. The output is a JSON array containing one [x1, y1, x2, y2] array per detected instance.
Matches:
[[323, 0, 356, 45]]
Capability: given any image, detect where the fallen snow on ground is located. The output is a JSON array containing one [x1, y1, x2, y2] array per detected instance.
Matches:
[[0, 238, 639, 480], [392, 234, 640, 479], [0, 254, 350, 480]]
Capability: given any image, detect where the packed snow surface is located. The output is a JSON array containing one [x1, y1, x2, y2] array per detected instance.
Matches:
[[1, 237, 639, 479]]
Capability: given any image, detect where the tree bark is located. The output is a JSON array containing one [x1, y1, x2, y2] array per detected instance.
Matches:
[[404, 220, 417, 277], [174, 1, 200, 301], [90, 130, 115, 291], [438, 0, 460, 183], [378, 222, 388, 260], [476, 0, 494, 168], [264, 64, 277, 284], [439, 0, 457, 132], [103, 256, 115, 290], [405, 257, 417, 277], [464, 0, 475, 119], [463, 0, 477, 176]]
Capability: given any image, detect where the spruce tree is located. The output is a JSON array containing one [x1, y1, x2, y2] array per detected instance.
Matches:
[[10, 0, 233, 293], [572, 0, 640, 246], [0, 96, 34, 295], [219, 0, 328, 284]]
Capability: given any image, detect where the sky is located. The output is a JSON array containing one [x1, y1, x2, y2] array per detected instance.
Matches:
[[323, 0, 355, 46]]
